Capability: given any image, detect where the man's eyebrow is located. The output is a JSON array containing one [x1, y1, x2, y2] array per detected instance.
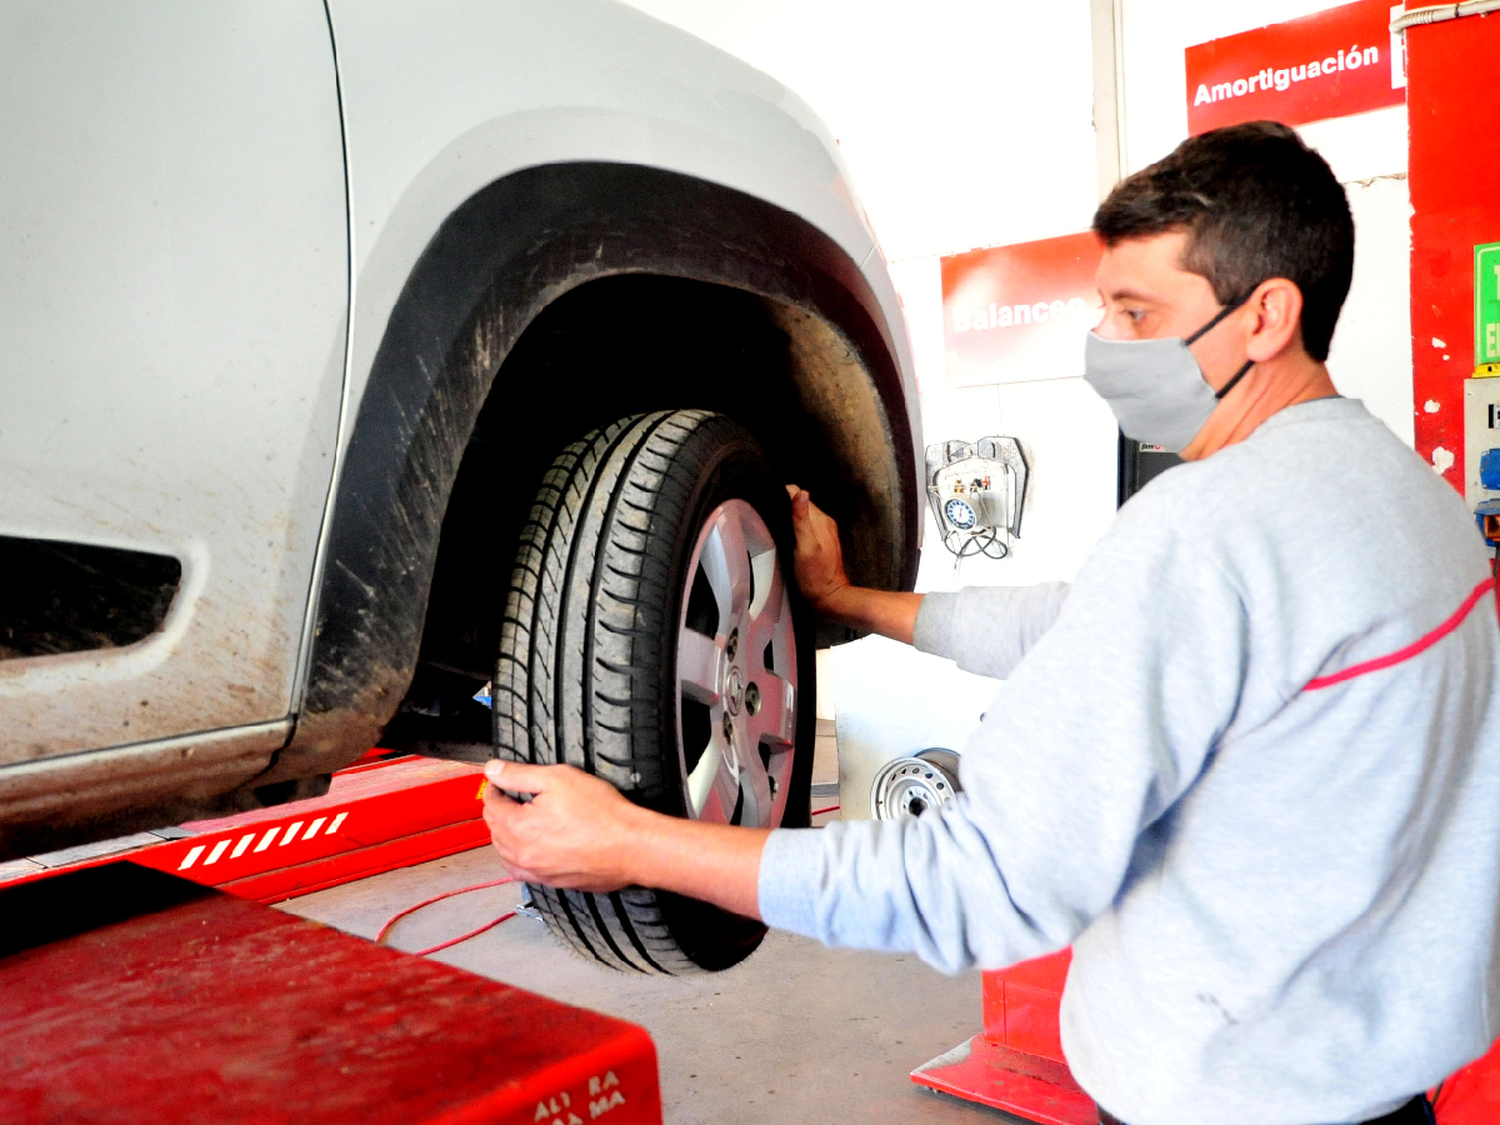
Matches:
[[1101, 286, 1158, 304]]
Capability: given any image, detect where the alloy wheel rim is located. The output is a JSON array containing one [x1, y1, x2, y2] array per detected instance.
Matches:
[[674, 499, 797, 827]]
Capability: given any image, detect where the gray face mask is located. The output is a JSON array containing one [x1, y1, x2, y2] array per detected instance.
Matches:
[[1083, 292, 1255, 453]]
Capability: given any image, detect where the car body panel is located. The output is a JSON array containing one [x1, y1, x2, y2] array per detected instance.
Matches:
[[0, 0, 920, 849], [0, 1, 347, 763], [323, 0, 916, 504]]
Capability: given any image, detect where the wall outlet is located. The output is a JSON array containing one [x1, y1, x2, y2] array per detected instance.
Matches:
[[1466, 377, 1500, 507]]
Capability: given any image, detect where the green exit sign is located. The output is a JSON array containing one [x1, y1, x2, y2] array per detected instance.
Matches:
[[1479, 241, 1500, 370]]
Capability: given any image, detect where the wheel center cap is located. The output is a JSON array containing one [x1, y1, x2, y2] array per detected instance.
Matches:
[[724, 665, 745, 716]]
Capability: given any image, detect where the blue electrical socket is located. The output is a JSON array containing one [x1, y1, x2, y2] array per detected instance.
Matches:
[[1477, 498, 1500, 548], [1482, 448, 1500, 491]]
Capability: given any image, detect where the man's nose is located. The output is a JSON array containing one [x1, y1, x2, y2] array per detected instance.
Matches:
[[1093, 313, 1128, 341]]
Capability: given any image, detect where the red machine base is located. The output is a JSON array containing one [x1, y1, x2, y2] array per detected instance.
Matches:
[[911, 950, 1099, 1123], [0, 862, 662, 1125], [913, 950, 1500, 1125], [911, 1035, 1095, 1125]]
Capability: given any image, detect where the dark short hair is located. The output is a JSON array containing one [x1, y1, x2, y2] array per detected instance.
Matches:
[[1092, 121, 1353, 362]]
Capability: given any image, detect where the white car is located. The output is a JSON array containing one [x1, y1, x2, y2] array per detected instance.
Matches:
[[0, 0, 921, 972]]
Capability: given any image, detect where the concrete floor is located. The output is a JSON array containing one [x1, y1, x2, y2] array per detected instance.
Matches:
[[276, 725, 1030, 1125]]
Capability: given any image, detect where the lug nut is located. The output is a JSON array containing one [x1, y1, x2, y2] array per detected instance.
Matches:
[[722, 713, 736, 742], [744, 683, 761, 715], [726, 629, 739, 662]]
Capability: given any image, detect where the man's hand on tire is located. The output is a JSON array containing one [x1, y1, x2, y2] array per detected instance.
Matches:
[[785, 483, 924, 645], [786, 483, 852, 614], [482, 759, 644, 892], [482, 758, 770, 918]]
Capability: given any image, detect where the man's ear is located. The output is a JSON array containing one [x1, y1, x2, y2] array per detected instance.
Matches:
[[1245, 277, 1305, 362]]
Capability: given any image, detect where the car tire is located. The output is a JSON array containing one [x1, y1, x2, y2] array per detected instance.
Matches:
[[495, 409, 814, 973]]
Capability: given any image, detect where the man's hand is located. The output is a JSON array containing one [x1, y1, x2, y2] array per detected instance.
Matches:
[[785, 482, 924, 644], [482, 759, 645, 891], [481, 758, 769, 918], [785, 483, 852, 613]]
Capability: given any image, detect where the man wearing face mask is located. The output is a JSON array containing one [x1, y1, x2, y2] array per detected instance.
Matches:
[[480, 122, 1500, 1125]]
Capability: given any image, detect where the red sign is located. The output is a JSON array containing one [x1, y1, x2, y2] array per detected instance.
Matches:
[[1185, 0, 1405, 135], [942, 232, 1102, 387]]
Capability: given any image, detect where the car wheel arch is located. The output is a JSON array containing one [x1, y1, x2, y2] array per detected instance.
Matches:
[[267, 161, 917, 780]]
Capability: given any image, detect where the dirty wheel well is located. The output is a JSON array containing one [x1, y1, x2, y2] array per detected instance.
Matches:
[[384, 273, 895, 757]]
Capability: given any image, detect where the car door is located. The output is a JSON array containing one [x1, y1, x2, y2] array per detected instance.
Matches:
[[0, 2, 347, 765]]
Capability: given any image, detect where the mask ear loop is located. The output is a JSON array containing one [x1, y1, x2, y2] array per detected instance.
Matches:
[[1185, 287, 1258, 401], [1214, 358, 1255, 400], [1184, 288, 1255, 344]]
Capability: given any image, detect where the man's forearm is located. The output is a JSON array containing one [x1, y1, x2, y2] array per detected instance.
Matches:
[[819, 587, 925, 645], [619, 805, 770, 919]]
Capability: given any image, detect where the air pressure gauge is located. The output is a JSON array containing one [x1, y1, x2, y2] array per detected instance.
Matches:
[[944, 497, 977, 531]]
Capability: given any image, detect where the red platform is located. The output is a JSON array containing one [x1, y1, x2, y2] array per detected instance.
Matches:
[[911, 950, 1096, 1124], [0, 862, 662, 1124], [2, 753, 492, 902], [913, 950, 1500, 1124]]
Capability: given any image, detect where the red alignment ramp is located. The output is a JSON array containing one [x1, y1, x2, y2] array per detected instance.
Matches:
[[2, 753, 492, 902], [0, 863, 661, 1125]]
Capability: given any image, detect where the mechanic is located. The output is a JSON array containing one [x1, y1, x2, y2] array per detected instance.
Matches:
[[480, 122, 1500, 1125]]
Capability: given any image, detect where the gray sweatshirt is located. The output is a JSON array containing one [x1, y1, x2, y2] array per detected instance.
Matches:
[[758, 398, 1500, 1125]]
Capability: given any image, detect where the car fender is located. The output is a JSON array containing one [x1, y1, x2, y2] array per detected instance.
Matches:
[[269, 1, 920, 781], [327, 0, 912, 433]]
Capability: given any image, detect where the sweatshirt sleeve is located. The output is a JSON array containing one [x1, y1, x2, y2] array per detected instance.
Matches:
[[759, 523, 1248, 974], [912, 582, 1070, 679]]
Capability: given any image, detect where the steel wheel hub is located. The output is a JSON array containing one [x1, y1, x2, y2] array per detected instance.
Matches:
[[871, 749, 962, 821]]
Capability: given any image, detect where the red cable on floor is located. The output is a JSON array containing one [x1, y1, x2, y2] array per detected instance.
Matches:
[[377, 876, 516, 957], [811, 805, 840, 817], [411, 911, 517, 957]]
